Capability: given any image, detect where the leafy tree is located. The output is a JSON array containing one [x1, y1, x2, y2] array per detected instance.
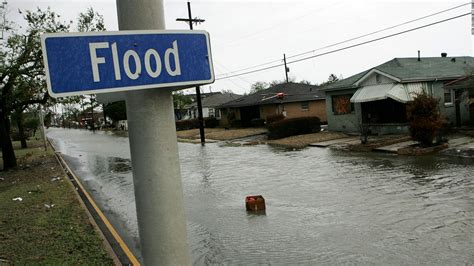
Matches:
[[328, 74, 339, 83], [269, 77, 295, 87], [221, 89, 234, 94], [104, 101, 127, 124], [318, 74, 340, 87], [406, 91, 443, 146], [77, 7, 105, 32], [23, 113, 40, 135], [249, 81, 269, 94], [299, 80, 313, 85], [0, 8, 70, 169], [0, 7, 104, 170], [173, 91, 192, 109], [173, 92, 192, 120]]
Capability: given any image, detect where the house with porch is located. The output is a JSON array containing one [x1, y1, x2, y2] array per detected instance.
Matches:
[[322, 55, 474, 134], [218, 82, 326, 127]]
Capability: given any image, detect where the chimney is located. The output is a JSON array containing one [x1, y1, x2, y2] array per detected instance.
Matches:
[[417, 50, 420, 61], [441, 52, 447, 57]]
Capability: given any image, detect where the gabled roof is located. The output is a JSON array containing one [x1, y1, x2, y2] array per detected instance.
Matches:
[[219, 82, 325, 108], [324, 56, 474, 91], [189, 93, 242, 108]]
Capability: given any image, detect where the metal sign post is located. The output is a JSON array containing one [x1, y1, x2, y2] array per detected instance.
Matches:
[[116, 0, 189, 264]]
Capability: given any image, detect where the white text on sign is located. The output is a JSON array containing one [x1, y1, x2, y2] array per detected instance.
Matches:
[[89, 40, 181, 82]]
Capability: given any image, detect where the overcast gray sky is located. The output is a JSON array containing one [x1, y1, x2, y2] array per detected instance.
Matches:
[[9, 0, 474, 95]]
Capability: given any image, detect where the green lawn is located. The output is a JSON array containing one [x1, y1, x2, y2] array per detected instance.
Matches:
[[0, 137, 113, 264]]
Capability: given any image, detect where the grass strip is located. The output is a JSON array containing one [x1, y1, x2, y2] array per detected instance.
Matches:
[[0, 138, 113, 264]]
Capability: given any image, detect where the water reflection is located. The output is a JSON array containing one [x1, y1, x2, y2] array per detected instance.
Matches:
[[47, 128, 474, 265]]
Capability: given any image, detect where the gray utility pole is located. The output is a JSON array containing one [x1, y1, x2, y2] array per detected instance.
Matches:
[[116, 0, 189, 265], [283, 53, 289, 83], [177, 1, 206, 145]]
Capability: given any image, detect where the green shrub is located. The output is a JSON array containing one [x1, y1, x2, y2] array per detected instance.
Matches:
[[230, 119, 242, 128], [267, 116, 321, 139], [175, 119, 199, 131], [204, 117, 218, 128], [251, 118, 265, 127], [266, 113, 285, 124], [406, 91, 443, 146]]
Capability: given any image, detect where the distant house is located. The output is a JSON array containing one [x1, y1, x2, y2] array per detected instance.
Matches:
[[322, 56, 474, 134], [175, 92, 221, 120], [218, 82, 326, 127], [187, 92, 242, 120]]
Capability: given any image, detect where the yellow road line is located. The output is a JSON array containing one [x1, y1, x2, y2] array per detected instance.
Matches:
[[56, 152, 140, 265]]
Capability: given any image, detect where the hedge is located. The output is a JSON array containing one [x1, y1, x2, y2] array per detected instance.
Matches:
[[176, 119, 199, 131], [266, 113, 285, 124], [251, 118, 265, 127], [175, 117, 219, 131], [267, 116, 321, 139]]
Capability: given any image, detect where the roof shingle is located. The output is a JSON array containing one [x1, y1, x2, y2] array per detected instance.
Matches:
[[219, 82, 325, 108], [324, 56, 474, 91]]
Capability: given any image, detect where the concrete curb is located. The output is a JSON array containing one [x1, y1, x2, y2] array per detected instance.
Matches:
[[49, 140, 140, 265]]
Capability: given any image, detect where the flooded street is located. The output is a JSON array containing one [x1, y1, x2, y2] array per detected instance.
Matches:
[[47, 128, 474, 265]]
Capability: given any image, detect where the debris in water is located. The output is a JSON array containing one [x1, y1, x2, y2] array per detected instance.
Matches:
[[245, 195, 266, 211], [12, 197, 23, 202]]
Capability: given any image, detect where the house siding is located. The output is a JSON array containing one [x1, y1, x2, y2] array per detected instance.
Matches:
[[283, 101, 327, 122], [360, 73, 394, 86], [432, 81, 470, 125], [258, 101, 327, 122], [260, 105, 278, 119], [326, 89, 361, 132]]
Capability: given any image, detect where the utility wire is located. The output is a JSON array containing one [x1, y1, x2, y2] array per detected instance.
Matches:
[[215, 2, 470, 79], [285, 2, 470, 61], [286, 12, 470, 65], [215, 12, 470, 81]]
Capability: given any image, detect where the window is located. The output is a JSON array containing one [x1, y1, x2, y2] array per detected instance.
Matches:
[[444, 88, 453, 104], [301, 101, 309, 111], [208, 108, 215, 117], [332, 95, 354, 115], [215, 109, 221, 119]]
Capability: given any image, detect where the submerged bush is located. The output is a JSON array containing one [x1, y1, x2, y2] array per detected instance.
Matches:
[[267, 116, 321, 139], [406, 91, 443, 146]]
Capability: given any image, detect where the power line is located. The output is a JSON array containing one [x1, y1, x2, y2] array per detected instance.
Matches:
[[286, 12, 470, 65], [215, 12, 470, 81], [284, 2, 470, 61], [214, 60, 253, 85], [215, 2, 470, 79]]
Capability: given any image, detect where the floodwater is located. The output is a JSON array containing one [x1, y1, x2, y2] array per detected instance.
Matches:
[[47, 128, 474, 265]]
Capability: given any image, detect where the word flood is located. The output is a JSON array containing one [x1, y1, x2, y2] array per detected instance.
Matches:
[[89, 40, 181, 82]]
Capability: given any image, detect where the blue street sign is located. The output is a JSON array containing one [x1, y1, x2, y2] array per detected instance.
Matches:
[[41, 30, 214, 97]]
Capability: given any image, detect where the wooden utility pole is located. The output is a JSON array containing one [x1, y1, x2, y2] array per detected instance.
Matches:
[[283, 53, 289, 83], [177, 1, 206, 145]]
